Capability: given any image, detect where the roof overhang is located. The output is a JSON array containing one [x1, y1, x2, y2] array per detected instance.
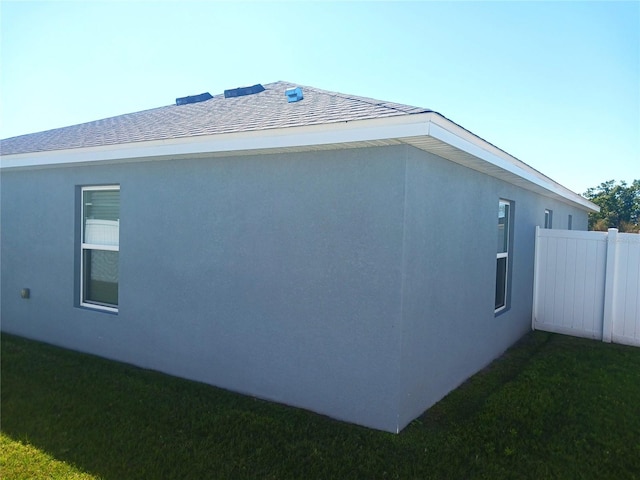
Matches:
[[0, 112, 598, 212]]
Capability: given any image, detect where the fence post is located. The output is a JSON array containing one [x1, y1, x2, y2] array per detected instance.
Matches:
[[532, 226, 540, 331], [602, 228, 619, 343]]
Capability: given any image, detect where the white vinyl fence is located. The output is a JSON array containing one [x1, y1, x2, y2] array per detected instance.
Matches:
[[533, 227, 640, 347]]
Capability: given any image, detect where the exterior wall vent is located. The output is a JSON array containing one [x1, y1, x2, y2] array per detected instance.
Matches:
[[285, 87, 303, 103], [175, 92, 213, 106], [224, 84, 265, 98]]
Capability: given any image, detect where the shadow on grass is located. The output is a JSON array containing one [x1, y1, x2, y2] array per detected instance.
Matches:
[[2, 331, 640, 479]]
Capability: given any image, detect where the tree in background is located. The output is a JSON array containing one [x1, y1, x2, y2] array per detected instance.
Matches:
[[583, 180, 640, 232]]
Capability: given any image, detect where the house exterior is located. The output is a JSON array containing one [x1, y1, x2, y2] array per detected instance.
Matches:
[[0, 81, 598, 432]]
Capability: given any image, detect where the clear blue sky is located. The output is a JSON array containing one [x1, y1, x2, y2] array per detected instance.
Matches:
[[1, 1, 638, 194]]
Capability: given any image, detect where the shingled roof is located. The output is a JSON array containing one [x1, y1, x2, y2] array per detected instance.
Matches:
[[0, 81, 432, 156]]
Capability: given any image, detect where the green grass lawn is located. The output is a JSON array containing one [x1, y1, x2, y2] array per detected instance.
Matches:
[[2, 331, 639, 480]]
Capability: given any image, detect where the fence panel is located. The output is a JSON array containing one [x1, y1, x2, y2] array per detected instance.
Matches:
[[533, 227, 640, 347], [611, 233, 640, 346]]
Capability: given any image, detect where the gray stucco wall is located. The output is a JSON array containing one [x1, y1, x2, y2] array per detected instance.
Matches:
[[1, 144, 589, 432], [397, 146, 588, 429], [1, 147, 407, 432]]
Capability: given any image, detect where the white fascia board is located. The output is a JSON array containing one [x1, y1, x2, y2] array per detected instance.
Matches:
[[0, 114, 434, 170], [0, 111, 597, 213], [426, 115, 599, 213]]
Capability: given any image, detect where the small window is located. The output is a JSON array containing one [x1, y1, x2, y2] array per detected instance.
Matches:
[[496, 200, 512, 312], [568, 214, 573, 230], [80, 186, 120, 311], [544, 209, 553, 229]]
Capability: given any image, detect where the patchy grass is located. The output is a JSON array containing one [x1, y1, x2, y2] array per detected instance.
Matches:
[[0, 433, 94, 480], [2, 331, 639, 479]]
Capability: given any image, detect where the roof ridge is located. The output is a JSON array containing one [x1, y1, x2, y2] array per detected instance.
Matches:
[[1, 102, 179, 142], [294, 83, 431, 114], [331, 86, 431, 113], [264, 80, 422, 111], [345, 94, 430, 114]]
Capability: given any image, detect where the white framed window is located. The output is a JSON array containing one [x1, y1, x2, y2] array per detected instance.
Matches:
[[80, 185, 120, 312], [568, 214, 573, 230], [495, 200, 511, 313], [544, 209, 553, 229]]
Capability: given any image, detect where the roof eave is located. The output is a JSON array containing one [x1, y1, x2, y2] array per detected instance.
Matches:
[[419, 114, 600, 213], [0, 112, 599, 213]]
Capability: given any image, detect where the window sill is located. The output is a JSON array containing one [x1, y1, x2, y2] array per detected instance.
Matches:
[[78, 303, 118, 315]]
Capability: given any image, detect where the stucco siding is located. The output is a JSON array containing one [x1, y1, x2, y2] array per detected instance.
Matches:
[[0, 143, 590, 432], [1, 146, 407, 432], [397, 146, 589, 429]]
